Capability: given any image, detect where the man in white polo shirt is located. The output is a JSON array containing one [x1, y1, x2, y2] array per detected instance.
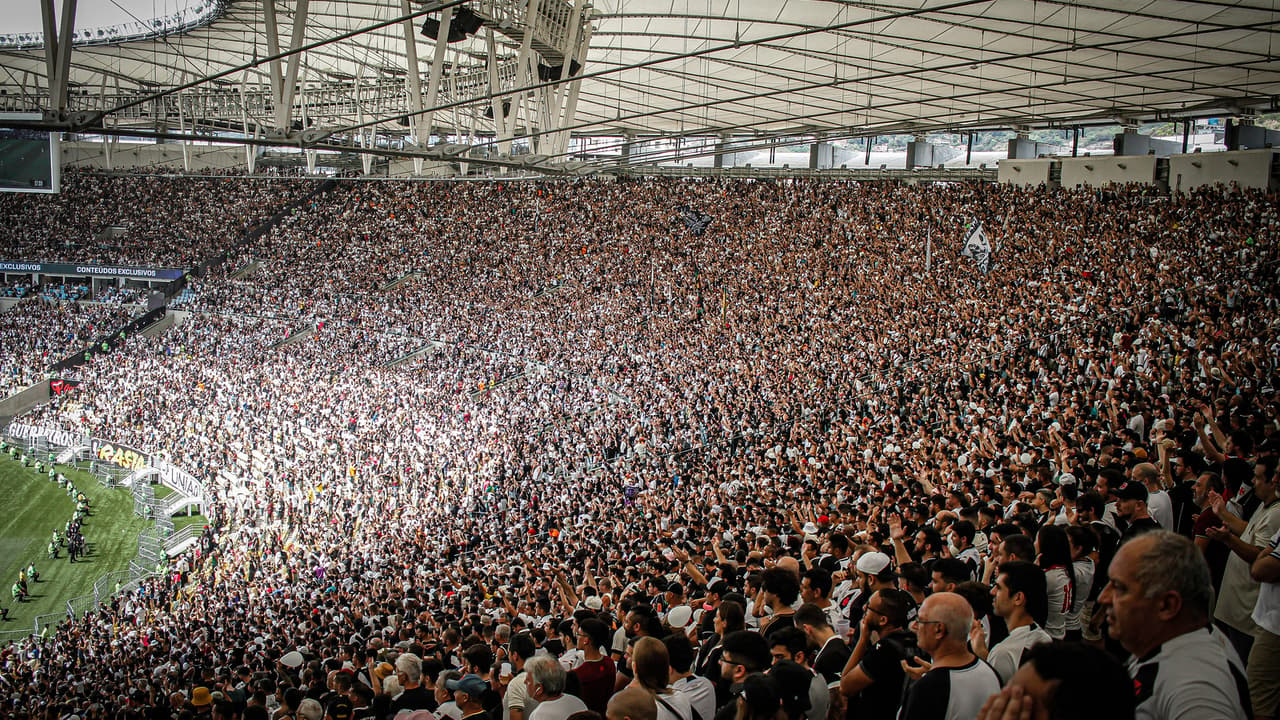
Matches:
[[1099, 531, 1248, 720], [976, 561, 1052, 686], [1249, 525, 1280, 720]]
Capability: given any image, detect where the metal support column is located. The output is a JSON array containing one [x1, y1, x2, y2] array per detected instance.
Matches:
[[416, 0, 452, 151], [40, 0, 78, 115], [276, 0, 311, 130], [355, 65, 374, 176], [554, 15, 593, 155], [240, 71, 258, 174], [262, 0, 285, 123], [965, 132, 974, 166], [1071, 127, 1079, 157], [177, 100, 191, 171], [485, 29, 509, 156], [505, 0, 543, 153], [1182, 118, 1191, 153], [542, 0, 586, 154]]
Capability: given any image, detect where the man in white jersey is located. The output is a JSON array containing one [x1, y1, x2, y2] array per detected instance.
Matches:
[[1099, 531, 1249, 720]]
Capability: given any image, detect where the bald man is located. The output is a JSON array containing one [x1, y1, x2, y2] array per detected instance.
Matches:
[[607, 687, 657, 720], [1134, 462, 1173, 530], [899, 592, 1000, 720]]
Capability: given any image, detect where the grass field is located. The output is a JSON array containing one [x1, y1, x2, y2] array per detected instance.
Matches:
[[0, 453, 150, 628]]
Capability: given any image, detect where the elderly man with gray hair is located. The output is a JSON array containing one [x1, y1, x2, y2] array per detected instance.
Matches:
[[1100, 531, 1249, 720], [524, 655, 587, 720], [391, 652, 436, 716]]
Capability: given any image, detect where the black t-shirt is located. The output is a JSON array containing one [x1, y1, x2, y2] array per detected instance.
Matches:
[[326, 694, 354, 720], [390, 686, 436, 715], [813, 637, 851, 685], [761, 613, 796, 641], [845, 591, 871, 644], [1090, 520, 1121, 601], [1121, 516, 1162, 544], [846, 629, 920, 720], [1168, 480, 1199, 537]]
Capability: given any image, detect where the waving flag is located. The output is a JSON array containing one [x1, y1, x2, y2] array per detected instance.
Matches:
[[960, 220, 992, 273]]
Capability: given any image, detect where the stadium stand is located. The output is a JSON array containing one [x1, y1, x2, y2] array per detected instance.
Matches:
[[0, 174, 1274, 719]]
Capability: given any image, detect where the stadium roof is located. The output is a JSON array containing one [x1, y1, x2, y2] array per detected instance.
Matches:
[[0, 0, 1276, 172]]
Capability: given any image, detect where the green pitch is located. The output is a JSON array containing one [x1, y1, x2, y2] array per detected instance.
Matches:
[[0, 453, 150, 629]]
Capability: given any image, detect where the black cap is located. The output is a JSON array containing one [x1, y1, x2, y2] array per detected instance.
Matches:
[[1114, 481, 1148, 502]]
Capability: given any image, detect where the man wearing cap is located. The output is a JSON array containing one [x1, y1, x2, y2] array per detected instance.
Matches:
[[1115, 481, 1161, 542], [847, 552, 896, 645], [450, 674, 494, 720]]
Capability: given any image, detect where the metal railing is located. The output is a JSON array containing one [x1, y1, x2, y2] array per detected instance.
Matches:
[[163, 523, 202, 554], [0, 422, 200, 637]]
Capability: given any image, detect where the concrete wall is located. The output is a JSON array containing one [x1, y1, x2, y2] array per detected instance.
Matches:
[[1168, 149, 1276, 192], [1007, 139, 1060, 160], [0, 381, 49, 419], [1228, 125, 1280, 151], [997, 158, 1054, 187], [1114, 132, 1181, 157], [1058, 155, 1158, 188], [905, 141, 935, 170]]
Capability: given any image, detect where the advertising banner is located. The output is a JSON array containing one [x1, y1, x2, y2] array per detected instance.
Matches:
[[90, 439, 151, 471], [0, 260, 185, 281], [48, 378, 80, 395]]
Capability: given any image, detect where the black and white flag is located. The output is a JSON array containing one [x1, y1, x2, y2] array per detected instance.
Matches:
[[960, 220, 992, 273], [678, 206, 713, 236]]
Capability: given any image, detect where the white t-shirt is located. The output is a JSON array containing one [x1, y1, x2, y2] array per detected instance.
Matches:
[[1128, 627, 1248, 720], [503, 672, 538, 720], [654, 689, 695, 720], [1252, 528, 1280, 636], [1147, 490, 1174, 531], [1043, 566, 1070, 640], [670, 675, 716, 720], [987, 623, 1052, 685], [527, 694, 588, 720], [1065, 559, 1094, 632]]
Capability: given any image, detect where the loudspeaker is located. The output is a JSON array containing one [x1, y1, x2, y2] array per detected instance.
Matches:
[[536, 59, 582, 81], [483, 99, 513, 119], [421, 5, 484, 42]]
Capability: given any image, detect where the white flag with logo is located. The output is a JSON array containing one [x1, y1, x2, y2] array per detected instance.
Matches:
[[960, 220, 992, 273]]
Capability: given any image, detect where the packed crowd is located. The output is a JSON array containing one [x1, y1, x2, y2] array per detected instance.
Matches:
[[0, 170, 317, 267], [0, 176, 1277, 720], [0, 299, 141, 397]]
